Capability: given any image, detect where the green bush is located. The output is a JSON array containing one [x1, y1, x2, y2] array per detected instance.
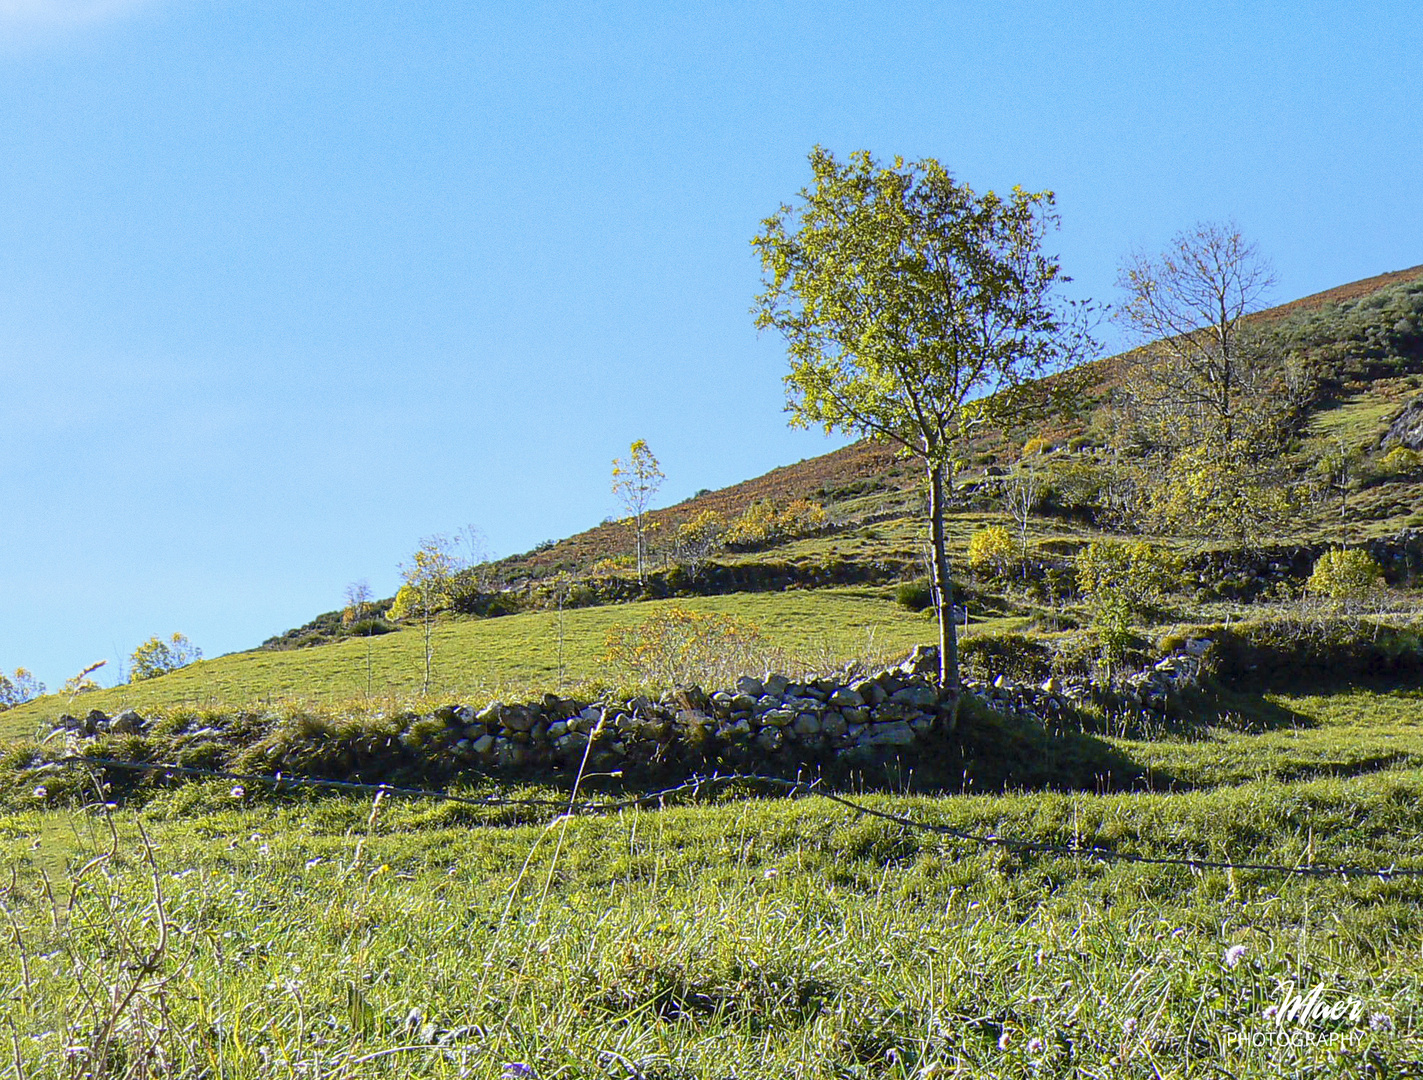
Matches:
[[960, 632, 1053, 680], [1382, 445, 1422, 475], [967, 526, 1016, 579], [1306, 548, 1384, 602], [894, 579, 933, 612]]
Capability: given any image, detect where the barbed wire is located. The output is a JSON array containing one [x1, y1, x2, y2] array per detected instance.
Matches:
[[26, 754, 1423, 881]]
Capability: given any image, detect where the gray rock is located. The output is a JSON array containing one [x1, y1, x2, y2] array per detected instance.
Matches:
[[110, 709, 145, 734], [502, 707, 538, 732], [828, 687, 864, 708], [476, 701, 504, 724], [731, 694, 759, 712], [1384, 394, 1423, 450], [792, 713, 821, 736], [762, 709, 796, 727], [900, 644, 940, 677], [842, 707, 871, 724], [462, 723, 487, 740], [547, 720, 568, 739], [891, 686, 938, 708], [853, 679, 887, 705], [821, 712, 849, 737], [472, 734, 496, 756], [866, 721, 916, 746], [763, 674, 791, 697], [736, 675, 765, 698], [756, 727, 784, 752]]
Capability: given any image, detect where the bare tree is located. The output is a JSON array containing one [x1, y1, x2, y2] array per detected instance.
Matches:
[[343, 580, 376, 697], [1000, 466, 1044, 572], [1116, 221, 1276, 451]]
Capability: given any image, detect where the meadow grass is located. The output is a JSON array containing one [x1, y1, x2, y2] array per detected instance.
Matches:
[[2, 758, 1420, 1078], [0, 589, 941, 740]]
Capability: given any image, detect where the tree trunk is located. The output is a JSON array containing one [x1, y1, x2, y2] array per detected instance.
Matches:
[[927, 462, 960, 692]]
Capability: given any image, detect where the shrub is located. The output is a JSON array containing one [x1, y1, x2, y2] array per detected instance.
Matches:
[[1020, 436, 1053, 458], [967, 526, 1016, 579], [894, 579, 933, 612], [603, 606, 766, 688], [959, 632, 1053, 679], [129, 634, 202, 682], [724, 499, 828, 549], [1076, 540, 1179, 609], [1382, 445, 1422, 475], [1075, 540, 1180, 674], [1306, 548, 1384, 604]]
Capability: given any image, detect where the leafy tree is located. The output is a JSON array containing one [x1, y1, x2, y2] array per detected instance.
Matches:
[[1142, 441, 1295, 545], [130, 634, 202, 682], [399, 535, 466, 695], [753, 147, 1094, 691], [612, 440, 664, 582], [0, 667, 45, 710]]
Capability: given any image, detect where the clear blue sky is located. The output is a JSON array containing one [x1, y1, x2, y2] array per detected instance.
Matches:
[[2, 0, 1420, 689]]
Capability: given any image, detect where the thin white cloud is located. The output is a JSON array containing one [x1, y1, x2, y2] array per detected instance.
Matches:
[[0, 0, 159, 27]]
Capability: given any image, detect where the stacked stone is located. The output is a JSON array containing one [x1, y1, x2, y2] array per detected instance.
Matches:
[[438, 644, 959, 771]]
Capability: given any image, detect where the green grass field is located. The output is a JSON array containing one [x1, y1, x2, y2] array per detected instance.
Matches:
[[0, 589, 944, 739], [4, 683, 1422, 1078]]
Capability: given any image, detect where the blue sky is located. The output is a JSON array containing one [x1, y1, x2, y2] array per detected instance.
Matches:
[[2, 0, 1420, 689]]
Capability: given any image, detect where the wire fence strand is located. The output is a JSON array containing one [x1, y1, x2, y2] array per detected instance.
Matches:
[[28, 754, 1423, 881]]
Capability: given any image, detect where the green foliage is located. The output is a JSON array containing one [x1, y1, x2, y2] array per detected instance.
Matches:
[[959, 631, 1053, 679], [129, 634, 202, 682], [386, 584, 421, 622], [967, 525, 1016, 579], [672, 509, 728, 578], [894, 579, 933, 612], [1076, 541, 1180, 672], [752, 147, 1091, 472], [723, 499, 827, 549], [1263, 275, 1423, 388], [0, 668, 45, 710], [1383, 445, 1423, 475], [1140, 441, 1296, 545], [1307, 548, 1385, 603], [1076, 540, 1179, 609], [602, 606, 766, 688]]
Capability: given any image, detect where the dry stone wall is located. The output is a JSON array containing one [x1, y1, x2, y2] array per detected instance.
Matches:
[[48, 645, 964, 782]]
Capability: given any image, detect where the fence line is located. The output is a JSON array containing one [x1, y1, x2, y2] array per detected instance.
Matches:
[[29, 754, 1423, 881]]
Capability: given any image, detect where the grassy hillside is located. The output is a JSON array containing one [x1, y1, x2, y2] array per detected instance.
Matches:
[[1, 588, 953, 737]]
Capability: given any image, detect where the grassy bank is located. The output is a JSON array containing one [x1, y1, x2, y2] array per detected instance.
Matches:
[[2, 763, 1420, 1078], [1, 589, 946, 740]]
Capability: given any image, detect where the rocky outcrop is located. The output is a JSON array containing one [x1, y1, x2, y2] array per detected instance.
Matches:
[[1384, 395, 1423, 451]]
